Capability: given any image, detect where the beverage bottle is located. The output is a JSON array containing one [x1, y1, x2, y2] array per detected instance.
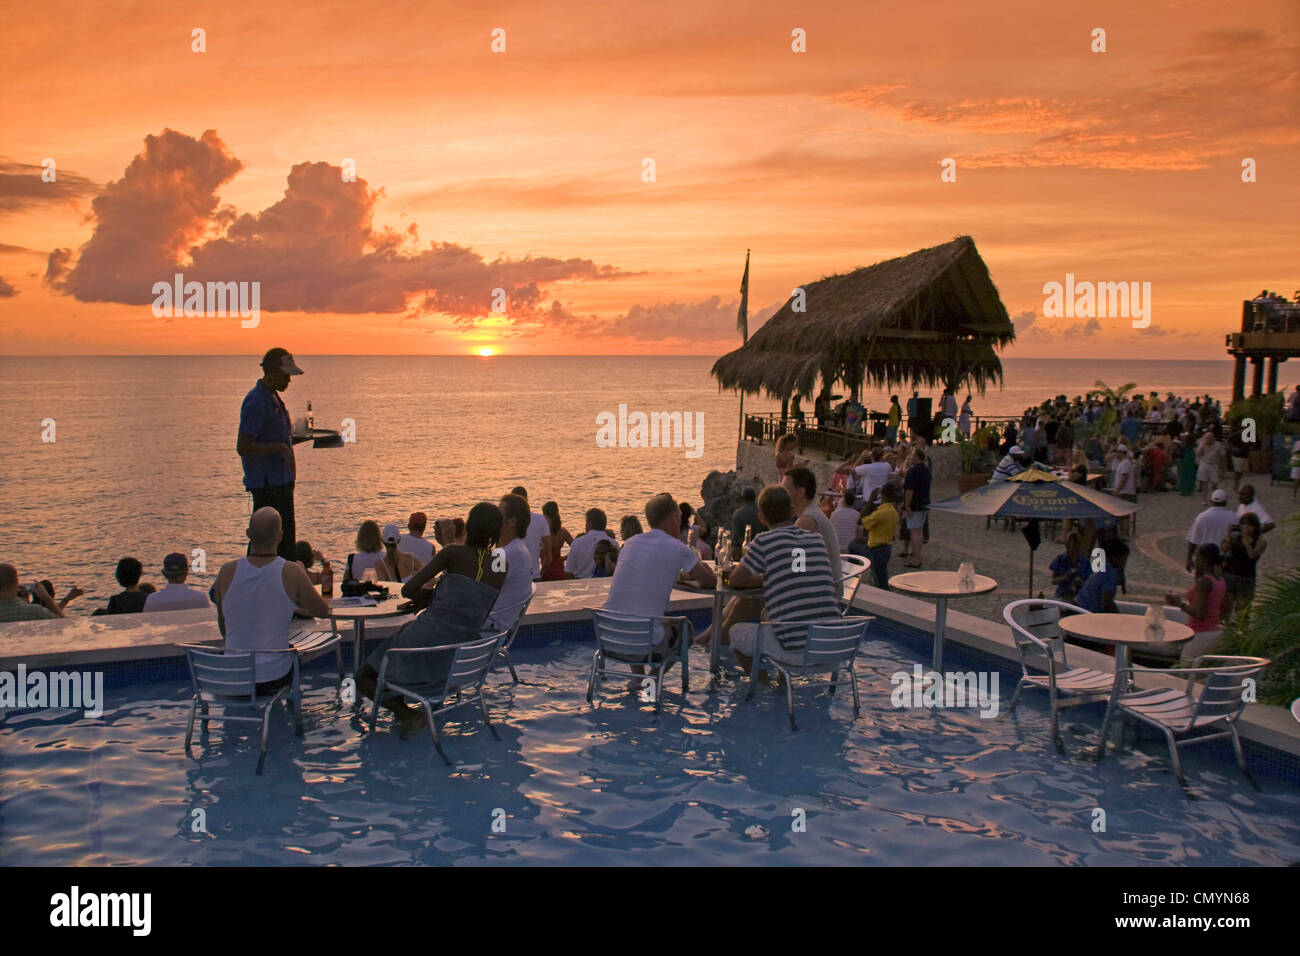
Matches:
[[742, 527, 753, 552], [321, 559, 333, 597], [306, 401, 314, 432]]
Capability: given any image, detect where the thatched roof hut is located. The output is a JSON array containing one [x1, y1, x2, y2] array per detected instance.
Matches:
[[712, 236, 1015, 399]]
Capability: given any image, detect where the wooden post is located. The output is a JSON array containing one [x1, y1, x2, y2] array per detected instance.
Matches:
[[1251, 358, 1264, 397], [1232, 356, 1246, 403], [1266, 357, 1279, 394]]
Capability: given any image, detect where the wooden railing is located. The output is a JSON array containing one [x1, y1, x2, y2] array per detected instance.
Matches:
[[744, 412, 1024, 458]]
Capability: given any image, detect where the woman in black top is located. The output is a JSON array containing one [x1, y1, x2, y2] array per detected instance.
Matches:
[[1220, 512, 1266, 623]]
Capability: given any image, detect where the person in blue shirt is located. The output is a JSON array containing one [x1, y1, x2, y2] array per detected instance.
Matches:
[[1074, 539, 1128, 613], [237, 348, 304, 561], [1119, 411, 1142, 443], [1048, 531, 1090, 601]]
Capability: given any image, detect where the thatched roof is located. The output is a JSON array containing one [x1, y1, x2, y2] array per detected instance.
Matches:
[[712, 236, 1015, 399]]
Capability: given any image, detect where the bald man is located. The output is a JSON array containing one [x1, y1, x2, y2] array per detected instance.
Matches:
[[211, 508, 332, 692], [0, 563, 64, 622]]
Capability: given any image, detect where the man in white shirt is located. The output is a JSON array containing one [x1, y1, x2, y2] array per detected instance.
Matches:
[[484, 494, 535, 637], [143, 552, 210, 612], [565, 508, 617, 578], [783, 466, 843, 597], [852, 447, 893, 508], [605, 493, 716, 684], [512, 486, 547, 581], [1113, 448, 1136, 499], [1235, 484, 1275, 534], [1185, 489, 1237, 571], [398, 511, 435, 566]]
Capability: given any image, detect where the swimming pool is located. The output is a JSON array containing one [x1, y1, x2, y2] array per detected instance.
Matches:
[[2, 628, 1297, 866]]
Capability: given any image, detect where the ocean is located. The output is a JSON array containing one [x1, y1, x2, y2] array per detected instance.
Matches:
[[0, 356, 1242, 613]]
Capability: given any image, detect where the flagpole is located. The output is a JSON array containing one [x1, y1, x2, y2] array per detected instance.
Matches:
[[737, 250, 750, 443]]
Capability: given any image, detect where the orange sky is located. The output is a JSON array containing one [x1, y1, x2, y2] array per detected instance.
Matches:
[[1, 0, 1297, 358]]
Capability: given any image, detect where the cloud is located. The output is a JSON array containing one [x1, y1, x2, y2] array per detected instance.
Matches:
[[0, 159, 98, 215], [0, 276, 17, 297], [1062, 318, 1102, 338], [46, 129, 625, 320], [532, 295, 783, 344], [833, 30, 1300, 171]]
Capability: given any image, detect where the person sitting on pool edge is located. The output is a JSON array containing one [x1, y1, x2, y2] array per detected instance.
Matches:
[[1074, 538, 1129, 614], [725, 485, 839, 677], [356, 503, 507, 734]]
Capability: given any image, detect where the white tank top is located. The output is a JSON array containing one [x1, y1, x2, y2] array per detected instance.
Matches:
[[223, 557, 296, 682]]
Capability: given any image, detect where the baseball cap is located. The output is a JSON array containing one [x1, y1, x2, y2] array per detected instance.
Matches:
[[382, 523, 401, 544], [1210, 489, 1228, 504], [260, 347, 304, 375], [162, 552, 189, 574], [1009, 445, 1025, 456], [408, 512, 427, 530]]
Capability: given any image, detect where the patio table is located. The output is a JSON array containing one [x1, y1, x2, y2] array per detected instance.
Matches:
[[889, 571, 997, 671]]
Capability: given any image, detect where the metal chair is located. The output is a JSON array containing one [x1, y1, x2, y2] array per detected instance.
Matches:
[[368, 632, 507, 764], [1002, 599, 1113, 752], [744, 617, 873, 730], [586, 608, 693, 713], [1098, 655, 1270, 789], [182, 645, 301, 775], [483, 586, 535, 683], [289, 618, 346, 698], [836, 554, 871, 616]]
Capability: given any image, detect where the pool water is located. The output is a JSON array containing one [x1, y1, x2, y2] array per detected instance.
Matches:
[[2, 637, 1298, 866]]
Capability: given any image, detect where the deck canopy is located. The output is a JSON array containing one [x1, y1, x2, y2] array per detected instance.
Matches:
[[712, 236, 1015, 400]]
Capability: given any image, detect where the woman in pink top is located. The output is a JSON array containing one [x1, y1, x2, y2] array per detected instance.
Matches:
[[1165, 543, 1226, 632]]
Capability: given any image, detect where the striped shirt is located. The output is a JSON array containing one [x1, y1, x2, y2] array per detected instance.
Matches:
[[740, 525, 840, 651]]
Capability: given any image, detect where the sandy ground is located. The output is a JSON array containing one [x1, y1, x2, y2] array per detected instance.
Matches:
[[887, 473, 1298, 624]]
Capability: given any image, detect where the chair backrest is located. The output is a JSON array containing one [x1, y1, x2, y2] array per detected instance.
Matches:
[[590, 608, 658, 661], [484, 586, 535, 646], [1003, 599, 1086, 672], [184, 645, 257, 699], [1188, 657, 1269, 725], [798, 616, 871, 670], [444, 633, 506, 695], [1114, 600, 1189, 625], [837, 554, 871, 616]]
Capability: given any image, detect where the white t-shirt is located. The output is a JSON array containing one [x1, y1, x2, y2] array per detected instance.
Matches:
[[1237, 500, 1272, 528], [853, 461, 892, 502], [484, 537, 533, 634], [1113, 457, 1135, 496], [1187, 506, 1237, 547], [143, 582, 209, 612], [830, 505, 862, 550], [398, 533, 434, 566], [802, 502, 843, 597], [604, 529, 699, 621], [351, 549, 385, 579], [523, 512, 547, 580], [566, 530, 615, 578]]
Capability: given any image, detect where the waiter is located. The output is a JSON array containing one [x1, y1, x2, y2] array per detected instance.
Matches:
[[237, 347, 303, 561]]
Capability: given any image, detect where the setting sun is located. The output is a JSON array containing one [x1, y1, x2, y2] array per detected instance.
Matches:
[[476, 347, 495, 357]]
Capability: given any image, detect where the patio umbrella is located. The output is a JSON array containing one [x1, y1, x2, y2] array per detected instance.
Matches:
[[929, 466, 1139, 595]]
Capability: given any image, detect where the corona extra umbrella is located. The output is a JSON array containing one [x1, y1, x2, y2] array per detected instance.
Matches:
[[929, 466, 1139, 595]]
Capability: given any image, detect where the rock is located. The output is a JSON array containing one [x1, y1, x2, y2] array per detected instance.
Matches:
[[698, 470, 762, 535]]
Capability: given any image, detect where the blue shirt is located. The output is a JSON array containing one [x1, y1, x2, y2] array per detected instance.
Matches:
[[239, 381, 294, 490], [1120, 417, 1141, 441], [1074, 566, 1117, 613], [1049, 552, 1090, 598]]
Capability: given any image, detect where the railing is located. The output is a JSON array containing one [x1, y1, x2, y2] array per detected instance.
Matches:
[[744, 412, 1025, 458]]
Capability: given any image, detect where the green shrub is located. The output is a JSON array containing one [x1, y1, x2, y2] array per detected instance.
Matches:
[[1218, 565, 1300, 706]]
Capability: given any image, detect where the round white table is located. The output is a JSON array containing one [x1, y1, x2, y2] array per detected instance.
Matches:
[[329, 583, 412, 681], [889, 571, 998, 671], [672, 563, 762, 677], [1059, 612, 1194, 756]]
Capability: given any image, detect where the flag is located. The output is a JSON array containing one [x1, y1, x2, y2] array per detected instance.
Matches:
[[737, 250, 750, 343]]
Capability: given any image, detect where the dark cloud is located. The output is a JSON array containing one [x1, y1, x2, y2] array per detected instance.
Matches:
[[0, 159, 98, 214], [1062, 318, 1102, 338], [0, 276, 17, 297], [46, 129, 624, 319]]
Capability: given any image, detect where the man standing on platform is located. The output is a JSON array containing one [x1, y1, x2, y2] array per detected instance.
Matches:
[[237, 348, 304, 562]]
